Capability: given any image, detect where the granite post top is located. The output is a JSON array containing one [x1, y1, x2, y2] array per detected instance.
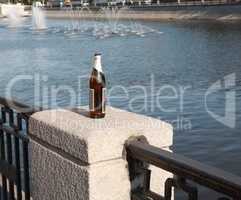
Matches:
[[29, 106, 173, 164]]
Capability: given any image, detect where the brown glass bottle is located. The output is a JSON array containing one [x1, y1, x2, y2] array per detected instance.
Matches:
[[89, 53, 106, 118]]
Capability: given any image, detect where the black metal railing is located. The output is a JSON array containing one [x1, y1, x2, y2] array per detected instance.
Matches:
[[0, 97, 36, 200], [1, 96, 241, 200], [126, 140, 241, 200]]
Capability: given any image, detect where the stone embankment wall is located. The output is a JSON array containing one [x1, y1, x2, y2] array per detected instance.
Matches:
[[44, 4, 241, 21]]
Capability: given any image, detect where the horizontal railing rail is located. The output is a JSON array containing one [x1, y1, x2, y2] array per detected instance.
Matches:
[[126, 140, 241, 200], [0, 97, 37, 200], [0, 97, 40, 118]]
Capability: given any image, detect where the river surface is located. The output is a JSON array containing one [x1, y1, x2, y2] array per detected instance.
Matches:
[[0, 17, 241, 199]]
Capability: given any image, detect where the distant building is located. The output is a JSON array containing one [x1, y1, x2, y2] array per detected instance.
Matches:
[[94, 0, 107, 5], [47, 0, 63, 7]]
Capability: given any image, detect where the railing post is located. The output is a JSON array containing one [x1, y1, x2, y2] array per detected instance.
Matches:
[[28, 107, 173, 200]]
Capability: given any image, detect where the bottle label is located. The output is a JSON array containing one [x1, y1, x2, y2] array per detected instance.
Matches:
[[102, 88, 106, 113], [89, 88, 106, 113], [89, 89, 95, 112]]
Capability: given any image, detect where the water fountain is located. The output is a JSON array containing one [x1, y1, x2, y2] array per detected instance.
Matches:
[[32, 6, 47, 30], [100, 7, 121, 34], [53, 7, 155, 39], [0, 3, 26, 27], [62, 6, 160, 39], [7, 6, 23, 27], [89, 7, 161, 38], [1, 4, 161, 39], [0, 3, 25, 17], [0, 3, 47, 30]]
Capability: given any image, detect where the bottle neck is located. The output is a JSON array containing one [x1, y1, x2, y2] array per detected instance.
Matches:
[[93, 55, 103, 73]]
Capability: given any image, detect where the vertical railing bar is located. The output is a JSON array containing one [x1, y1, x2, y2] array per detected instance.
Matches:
[[15, 136, 21, 200], [1, 107, 8, 200], [7, 109, 15, 200], [22, 139, 30, 200], [17, 116, 22, 132], [1, 108, 6, 123], [22, 119, 30, 200], [144, 169, 151, 193], [8, 109, 14, 127], [15, 114, 22, 200]]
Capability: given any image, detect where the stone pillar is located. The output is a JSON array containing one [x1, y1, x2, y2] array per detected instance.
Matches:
[[29, 106, 173, 200]]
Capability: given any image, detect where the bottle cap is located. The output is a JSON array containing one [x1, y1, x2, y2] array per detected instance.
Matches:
[[94, 53, 101, 57], [93, 53, 102, 72]]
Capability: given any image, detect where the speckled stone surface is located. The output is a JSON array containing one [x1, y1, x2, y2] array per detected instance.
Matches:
[[30, 140, 89, 200], [29, 107, 173, 200], [29, 106, 173, 164], [30, 140, 131, 200]]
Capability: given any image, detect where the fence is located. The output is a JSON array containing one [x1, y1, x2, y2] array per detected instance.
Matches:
[[0, 98, 36, 200], [1, 97, 241, 200], [126, 140, 241, 200]]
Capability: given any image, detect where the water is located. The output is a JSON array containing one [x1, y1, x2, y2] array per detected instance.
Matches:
[[0, 17, 241, 199]]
